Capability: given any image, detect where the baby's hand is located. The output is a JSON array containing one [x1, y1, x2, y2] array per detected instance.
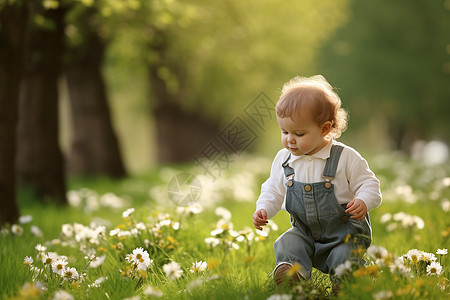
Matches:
[[253, 209, 268, 230], [345, 199, 367, 221]]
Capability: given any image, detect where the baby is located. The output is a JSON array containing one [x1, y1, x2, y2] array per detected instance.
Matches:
[[253, 75, 381, 287]]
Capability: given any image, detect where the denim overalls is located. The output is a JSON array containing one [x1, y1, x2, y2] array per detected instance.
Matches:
[[274, 145, 372, 279]]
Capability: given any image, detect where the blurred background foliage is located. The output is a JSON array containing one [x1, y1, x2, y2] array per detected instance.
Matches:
[[90, 0, 450, 171], [0, 0, 449, 223]]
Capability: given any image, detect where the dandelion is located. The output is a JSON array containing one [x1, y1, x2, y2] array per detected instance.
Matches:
[[52, 258, 68, 275], [426, 261, 443, 276], [367, 245, 389, 261], [437, 248, 448, 255], [143, 285, 163, 297], [53, 290, 74, 300], [286, 263, 302, 277], [163, 261, 183, 280], [122, 208, 135, 218], [190, 261, 207, 273], [11, 224, 23, 235], [23, 256, 34, 267]]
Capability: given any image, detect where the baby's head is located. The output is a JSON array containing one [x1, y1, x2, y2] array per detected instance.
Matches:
[[276, 75, 348, 139]]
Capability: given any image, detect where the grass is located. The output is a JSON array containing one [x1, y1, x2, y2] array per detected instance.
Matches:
[[1, 153, 449, 300]]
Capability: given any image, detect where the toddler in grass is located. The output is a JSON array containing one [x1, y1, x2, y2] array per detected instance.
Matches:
[[252, 75, 381, 287]]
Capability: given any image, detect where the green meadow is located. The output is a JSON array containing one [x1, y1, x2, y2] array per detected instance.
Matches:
[[1, 153, 449, 300]]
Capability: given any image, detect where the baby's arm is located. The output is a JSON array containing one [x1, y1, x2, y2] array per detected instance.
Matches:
[[253, 209, 268, 230], [345, 148, 382, 216]]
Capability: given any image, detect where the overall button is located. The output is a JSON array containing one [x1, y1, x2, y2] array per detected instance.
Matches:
[[304, 185, 312, 192], [324, 182, 332, 189], [342, 216, 349, 222], [288, 180, 293, 187]]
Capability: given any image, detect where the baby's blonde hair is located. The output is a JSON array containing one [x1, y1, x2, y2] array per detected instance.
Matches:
[[276, 75, 348, 138]]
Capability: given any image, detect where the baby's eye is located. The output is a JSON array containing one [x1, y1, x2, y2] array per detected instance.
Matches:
[[295, 133, 305, 137], [282, 131, 288, 135]]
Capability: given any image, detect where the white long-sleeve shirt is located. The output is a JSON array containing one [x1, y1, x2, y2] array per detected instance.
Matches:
[[256, 140, 382, 219]]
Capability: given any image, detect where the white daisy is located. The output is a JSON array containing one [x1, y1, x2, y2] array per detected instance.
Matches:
[[190, 261, 207, 273], [426, 261, 443, 276], [204, 237, 220, 247], [334, 260, 352, 277], [215, 207, 232, 220], [89, 255, 106, 268], [61, 224, 74, 238], [266, 294, 292, 300], [122, 208, 135, 218], [19, 215, 33, 224], [163, 261, 183, 280], [143, 285, 163, 297], [11, 224, 23, 235], [421, 252, 437, 263], [367, 245, 389, 261], [30, 226, 43, 237], [372, 290, 393, 300], [88, 277, 108, 288], [188, 277, 203, 290], [52, 258, 68, 275], [23, 256, 34, 267], [406, 249, 422, 264], [43, 252, 58, 265], [437, 248, 448, 255], [35, 244, 47, 252], [53, 290, 74, 300], [389, 258, 410, 276], [380, 213, 392, 223], [63, 267, 79, 281]]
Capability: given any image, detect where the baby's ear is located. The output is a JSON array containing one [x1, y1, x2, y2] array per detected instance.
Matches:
[[321, 121, 333, 135]]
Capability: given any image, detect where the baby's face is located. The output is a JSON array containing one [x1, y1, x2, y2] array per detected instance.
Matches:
[[277, 115, 329, 156]]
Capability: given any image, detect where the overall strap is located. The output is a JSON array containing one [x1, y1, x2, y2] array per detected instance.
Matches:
[[282, 153, 294, 179], [322, 145, 344, 181]]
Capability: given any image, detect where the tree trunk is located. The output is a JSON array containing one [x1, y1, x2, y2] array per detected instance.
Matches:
[[65, 13, 126, 178], [0, 3, 28, 224], [148, 30, 222, 163], [16, 1, 66, 204]]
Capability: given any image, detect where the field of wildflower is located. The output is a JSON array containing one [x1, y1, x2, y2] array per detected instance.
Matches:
[[1, 152, 449, 300]]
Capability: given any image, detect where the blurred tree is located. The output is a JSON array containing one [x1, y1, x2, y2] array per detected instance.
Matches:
[[0, 1, 28, 224], [319, 0, 450, 150], [119, 0, 349, 163], [64, 1, 130, 178], [16, 0, 67, 204]]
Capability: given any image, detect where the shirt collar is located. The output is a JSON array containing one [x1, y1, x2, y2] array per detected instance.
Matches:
[[290, 140, 333, 162]]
